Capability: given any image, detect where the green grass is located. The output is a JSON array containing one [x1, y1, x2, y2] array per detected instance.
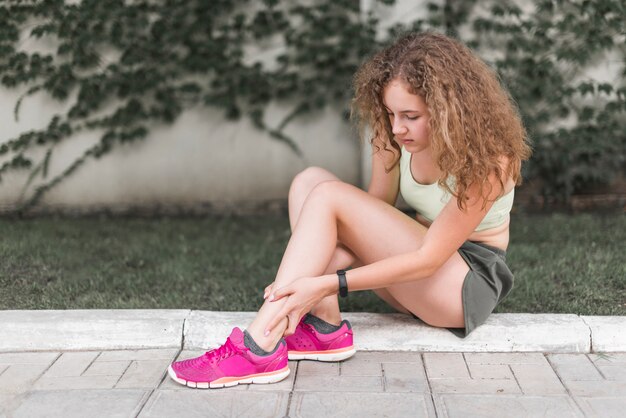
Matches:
[[0, 213, 624, 315]]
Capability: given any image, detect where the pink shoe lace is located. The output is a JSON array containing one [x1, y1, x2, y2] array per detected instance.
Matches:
[[204, 337, 249, 363]]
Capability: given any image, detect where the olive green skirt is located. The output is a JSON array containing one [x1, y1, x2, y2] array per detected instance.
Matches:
[[449, 241, 514, 337], [412, 241, 514, 338]]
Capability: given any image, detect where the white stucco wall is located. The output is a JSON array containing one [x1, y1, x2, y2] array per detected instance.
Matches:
[[0, 14, 361, 213], [0, 92, 360, 212], [1, 0, 621, 213]]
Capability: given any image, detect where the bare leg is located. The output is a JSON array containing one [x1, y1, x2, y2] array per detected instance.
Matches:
[[288, 167, 359, 325], [246, 168, 354, 351], [245, 179, 344, 350], [284, 168, 414, 319], [245, 177, 468, 351]]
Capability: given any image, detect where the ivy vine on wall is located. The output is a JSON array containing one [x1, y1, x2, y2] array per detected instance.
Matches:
[[465, 0, 626, 201], [0, 0, 624, 212], [0, 0, 388, 211]]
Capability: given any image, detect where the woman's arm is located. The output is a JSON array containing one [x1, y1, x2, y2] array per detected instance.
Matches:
[[324, 169, 509, 294], [367, 140, 400, 205]]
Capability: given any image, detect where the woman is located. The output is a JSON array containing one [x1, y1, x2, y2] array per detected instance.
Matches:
[[168, 32, 531, 388]]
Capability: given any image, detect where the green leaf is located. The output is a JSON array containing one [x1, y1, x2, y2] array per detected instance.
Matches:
[[578, 82, 595, 96], [598, 83, 613, 95]]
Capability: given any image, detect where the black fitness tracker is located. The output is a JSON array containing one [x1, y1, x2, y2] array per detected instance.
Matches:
[[337, 269, 348, 298]]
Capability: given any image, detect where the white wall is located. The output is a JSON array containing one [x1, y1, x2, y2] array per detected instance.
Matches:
[[0, 93, 360, 213], [0, 19, 360, 214], [1, 0, 620, 213]]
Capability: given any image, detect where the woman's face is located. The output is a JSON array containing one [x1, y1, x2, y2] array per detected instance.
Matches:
[[382, 79, 430, 153]]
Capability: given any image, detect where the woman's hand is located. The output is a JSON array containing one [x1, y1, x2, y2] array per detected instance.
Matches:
[[264, 275, 336, 337], [263, 282, 275, 300]]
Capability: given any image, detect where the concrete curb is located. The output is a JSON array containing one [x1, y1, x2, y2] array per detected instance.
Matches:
[[0, 310, 624, 353], [0, 310, 189, 352]]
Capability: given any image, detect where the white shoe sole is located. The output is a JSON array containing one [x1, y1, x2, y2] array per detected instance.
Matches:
[[167, 365, 290, 389], [288, 346, 356, 362]]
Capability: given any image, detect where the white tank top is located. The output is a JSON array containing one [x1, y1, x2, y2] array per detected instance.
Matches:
[[399, 146, 514, 232]]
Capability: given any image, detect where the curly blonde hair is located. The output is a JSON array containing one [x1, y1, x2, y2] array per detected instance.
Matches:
[[351, 32, 532, 209]]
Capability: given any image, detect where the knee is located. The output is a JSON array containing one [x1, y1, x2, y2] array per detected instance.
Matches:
[[307, 178, 344, 205], [289, 167, 338, 198]]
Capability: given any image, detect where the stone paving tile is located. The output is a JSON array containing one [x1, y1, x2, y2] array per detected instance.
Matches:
[[563, 380, 626, 397], [575, 396, 626, 418], [0, 352, 59, 365], [353, 351, 424, 363], [467, 364, 514, 380], [383, 362, 429, 392], [12, 389, 149, 418], [297, 361, 339, 376], [464, 352, 547, 365], [0, 363, 51, 393], [172, 349, 203, 360], [508, 363, 560, 381], [587, 353, 626, 381], [429, 377, 521, 394], [294, 375, 383, 392], [384, 375, 429, 393], [97, 348, 179, 362], [340, 357, 383, 376], [0, 392, 28, 418], [158, 373, 194, 390], [424, 353, 551, 394], [33, 375, 120, 390], [547, 354, 604, 381], [83, 360, 130, 376], [433, 394, 583, 418], [594, 363, 626, 381], [381, 360, 426, 378], [139, 390, 289, 418], [289, 392, 436, 418], [423, 353, 470, 379], [509, 364, 566, 395], [43, 352, 99, 377], [588, 353, 626, 363], [157, 373, 183, 390], [116, 359, 170, 389]]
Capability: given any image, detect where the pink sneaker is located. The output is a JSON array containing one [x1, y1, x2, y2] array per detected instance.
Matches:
[[285, 314, 356, 361], [167, 327, 289, 389]]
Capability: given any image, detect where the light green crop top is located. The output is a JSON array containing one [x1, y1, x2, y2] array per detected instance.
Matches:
[[399, 146, 514, 232]]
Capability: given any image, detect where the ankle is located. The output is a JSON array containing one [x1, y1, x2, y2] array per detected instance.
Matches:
[[308, 310, 342, 327], [246, 319, 287, 352], [243, 329, 281, 356]]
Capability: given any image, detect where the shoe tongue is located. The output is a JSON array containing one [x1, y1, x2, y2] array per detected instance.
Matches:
[[228, 327, 245, 346]]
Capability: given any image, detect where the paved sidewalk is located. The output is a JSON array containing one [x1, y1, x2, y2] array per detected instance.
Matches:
[[1, 349, 625, 417], [1, 311, 624, 417]]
